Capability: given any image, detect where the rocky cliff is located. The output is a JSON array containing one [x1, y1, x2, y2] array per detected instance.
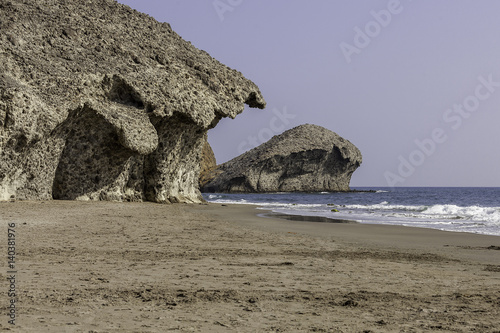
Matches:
[[198, 141, 217, 189], [201, 124, 362, 193], [0, 0, 265, 203]]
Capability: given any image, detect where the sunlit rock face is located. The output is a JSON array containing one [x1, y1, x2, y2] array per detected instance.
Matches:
[[199, 141, 217, 190]]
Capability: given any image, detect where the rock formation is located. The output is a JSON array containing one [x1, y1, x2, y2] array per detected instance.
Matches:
[[0, 0, 265, 203], [198, 141, 217, 189], [201, 124, 362, 193]]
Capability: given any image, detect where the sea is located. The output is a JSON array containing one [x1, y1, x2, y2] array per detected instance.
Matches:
[[202, 187, 500, 236]]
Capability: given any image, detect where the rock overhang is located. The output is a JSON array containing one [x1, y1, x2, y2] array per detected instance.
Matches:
[[0, 0, 266, 203]]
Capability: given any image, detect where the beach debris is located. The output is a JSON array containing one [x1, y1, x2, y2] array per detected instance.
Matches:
[[341, 299, 359, 307], [484, 265, 500, 272], [214, 321, 231, 328], [279, 262, 294, 266]]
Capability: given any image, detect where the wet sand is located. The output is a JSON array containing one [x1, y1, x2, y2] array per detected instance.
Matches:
[[1, 201, 499, 332]]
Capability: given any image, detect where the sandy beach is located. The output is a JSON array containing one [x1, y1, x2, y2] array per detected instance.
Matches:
[[1, 201, 499, 332]]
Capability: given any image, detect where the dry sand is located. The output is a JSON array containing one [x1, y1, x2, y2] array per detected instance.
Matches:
[[1, 200, 499, 332]]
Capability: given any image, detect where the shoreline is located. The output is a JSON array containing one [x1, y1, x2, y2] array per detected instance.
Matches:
[[260, 212, 356, 224], [195, 203, 500, 265], [1, 200, 499, 332], [201, 188, 500, 237]]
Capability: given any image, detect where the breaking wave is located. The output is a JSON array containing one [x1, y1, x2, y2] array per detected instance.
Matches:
[[203, 189, 500, 235]]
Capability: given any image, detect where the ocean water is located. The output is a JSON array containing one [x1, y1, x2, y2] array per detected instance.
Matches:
[[202, 187, 500, 236]]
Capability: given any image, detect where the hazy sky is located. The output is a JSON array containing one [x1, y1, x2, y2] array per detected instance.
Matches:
[[117, 0, 500, 187]]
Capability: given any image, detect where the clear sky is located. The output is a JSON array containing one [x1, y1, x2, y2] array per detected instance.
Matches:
[[117, 0, 500, 187]]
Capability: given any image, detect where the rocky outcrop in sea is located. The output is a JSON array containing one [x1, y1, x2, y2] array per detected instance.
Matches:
[[201, 124, 362, 193], [0, 0, 265, 203]]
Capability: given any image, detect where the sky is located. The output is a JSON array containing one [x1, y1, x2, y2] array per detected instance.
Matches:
[[117, 0, 500, 187]]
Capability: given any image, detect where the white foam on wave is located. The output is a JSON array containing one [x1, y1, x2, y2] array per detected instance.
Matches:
[[341, 202, 500, 223], [204, 195, 500, 234], [422, 204, 500, 223], [259, 202, 323, 208], [206, 199, 253, 205], [343, 202, 426, 211], [376, 190, 389, 193], [207, 198, 322, 209]]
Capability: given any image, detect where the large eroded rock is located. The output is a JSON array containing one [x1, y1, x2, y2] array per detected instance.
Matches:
[[0, 0, 265, 203], [202, 124, 362, 193]]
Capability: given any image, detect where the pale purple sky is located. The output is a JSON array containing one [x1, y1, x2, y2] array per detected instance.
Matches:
[[117, 0, 500, 187]]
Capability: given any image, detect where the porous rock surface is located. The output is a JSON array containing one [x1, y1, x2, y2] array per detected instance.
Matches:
[[202, 124, 362, 193], [0, 0, 265, 203]]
